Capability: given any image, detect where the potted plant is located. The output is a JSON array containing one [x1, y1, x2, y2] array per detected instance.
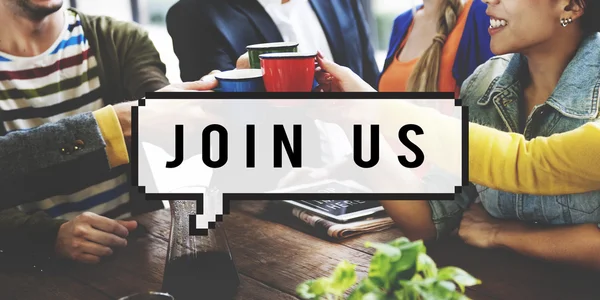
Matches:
[[297, 237, 481, 300]]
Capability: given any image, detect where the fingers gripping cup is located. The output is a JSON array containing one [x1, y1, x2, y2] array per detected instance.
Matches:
[[260, 52, 317, 92], [246, 42, 299, 69], [214, 69, 265, 92]]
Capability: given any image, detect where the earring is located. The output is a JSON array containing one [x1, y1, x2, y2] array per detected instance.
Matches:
[[560, 17, 573, 27]]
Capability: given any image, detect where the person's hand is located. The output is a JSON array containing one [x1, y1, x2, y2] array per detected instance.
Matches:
[[314, 51, 376, 92], [55, 212, 137, 264], [114, 99, 221, 144], [115, 97, 224, 163], [236, 52, 251, 69], [156, 71, 221, 92], [307, 51, 379, 123], [113, 72, 223, 143], [458, 203, 503, 249]]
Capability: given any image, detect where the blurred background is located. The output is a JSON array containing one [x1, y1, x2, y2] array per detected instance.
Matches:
[[65, 0, 421, 83]]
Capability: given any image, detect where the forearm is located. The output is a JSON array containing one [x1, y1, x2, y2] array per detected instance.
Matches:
[[0, 107, 128, 210], [0, 108, 125, 255], [118, 22, 169, 98], [470, 121, 600, 194], [0, 112, 106, 173], [379, 102, 600, 194], [494, 222, 600, 270], [0, 113, 111, 209], [380, 200, 437, 241]]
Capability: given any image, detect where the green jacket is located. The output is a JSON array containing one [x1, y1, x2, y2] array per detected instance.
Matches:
[[0, 8, 169, 257]]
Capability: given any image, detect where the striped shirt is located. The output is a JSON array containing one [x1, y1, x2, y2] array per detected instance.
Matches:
[[0, 10, 131, 220]]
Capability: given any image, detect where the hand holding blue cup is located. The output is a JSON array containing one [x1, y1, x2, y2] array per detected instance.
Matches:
[[214, 69, 265, 92]]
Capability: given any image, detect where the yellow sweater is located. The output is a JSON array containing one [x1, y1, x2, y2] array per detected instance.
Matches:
[[380, 101, 600, 195], [469, 121, 600, 194], [95, 102, 600, 195]]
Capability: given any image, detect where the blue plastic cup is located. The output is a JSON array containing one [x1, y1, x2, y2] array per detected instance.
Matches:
[[214, 69, 265, 92]]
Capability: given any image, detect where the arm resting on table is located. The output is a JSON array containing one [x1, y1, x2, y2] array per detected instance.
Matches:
[[0, 107, 129, 256], [494, 222, 600, 271], [0, 107, 128, 209]]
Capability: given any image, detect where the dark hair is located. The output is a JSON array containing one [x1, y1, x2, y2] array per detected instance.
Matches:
[[572, 0, 600, 33]]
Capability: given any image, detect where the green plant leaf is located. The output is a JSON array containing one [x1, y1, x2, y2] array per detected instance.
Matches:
[[396, 280, 420, 300], [361, 292, 387, 300], [297, 278, 332, 299], [296, 280, 319, 299], [365, 241, 402, 258], [348, 278, 383, 300], [437, 267, 481, 293], [297, 239, 480, 300], [418, 290, 440, 300], [388, 237, 411, 248], [453, 294, 471, 300], [368, 252, 394, 290], [396, 240, 426, 254], [312, 278, 332, 295], [416, 253, 438, 278], [411, 273, 423, 282], [409, 282, 435, 300], [387, 240, 427, 284], [399, 276, 462, 300], [388, 247, 419, 280], [436, 280, 456, 292], [426, 280, 459, 300], [421, 277, 439, 286], [329, 260, 358, 295], [363, 277, 382, 291]]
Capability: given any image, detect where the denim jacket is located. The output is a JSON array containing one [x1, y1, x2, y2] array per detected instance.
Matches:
[[429, 33, 600, 237]]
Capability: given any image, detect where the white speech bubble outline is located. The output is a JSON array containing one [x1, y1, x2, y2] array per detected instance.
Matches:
[[142, 142, 223, 230], [136, 97, 465, 231]]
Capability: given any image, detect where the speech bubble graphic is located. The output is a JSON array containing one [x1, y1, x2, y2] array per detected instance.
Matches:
[[132, 92, 467, 234]]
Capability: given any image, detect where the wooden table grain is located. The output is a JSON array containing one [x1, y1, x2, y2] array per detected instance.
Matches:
[[1, 200, 597, 300]]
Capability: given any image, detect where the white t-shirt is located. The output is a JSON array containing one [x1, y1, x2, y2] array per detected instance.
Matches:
[[257, 0, 334, 61]]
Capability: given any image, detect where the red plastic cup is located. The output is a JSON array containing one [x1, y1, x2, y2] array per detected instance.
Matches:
[[260, 52, 317, 93]]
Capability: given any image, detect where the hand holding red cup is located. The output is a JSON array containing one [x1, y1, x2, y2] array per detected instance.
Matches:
[[260, 52, 317, 93], [313, 51, 376, 93]]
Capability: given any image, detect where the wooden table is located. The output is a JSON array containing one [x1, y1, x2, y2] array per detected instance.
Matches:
[[1, 200, 598, 300]]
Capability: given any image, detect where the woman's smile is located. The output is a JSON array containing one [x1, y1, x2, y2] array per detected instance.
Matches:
[[488, 16, 508, 35]]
